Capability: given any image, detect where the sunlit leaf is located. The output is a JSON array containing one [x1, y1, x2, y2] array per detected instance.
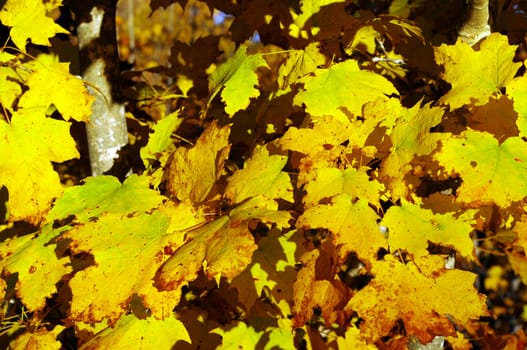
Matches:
[[0, 225, 71, 311], [225, 144, 293, 204], [140, 110, 183, 167], [164, 120, 230, 203], [208, 45, 269, 116], [346, 254, 488, 343], [434, 130, 527, 207], [64, 211, 186, 323], [0, 111, 78, 223], [46, 174, 164, 224], [381, 201, 475, 259], [156, 197, 292, 289], [0, 0, 68, 51], [79, 314, 190, 350], [19, 54, 93, 122], [434, 33, 521, 109], [294, 59, 398, 122], [297, 194, 385, 265]]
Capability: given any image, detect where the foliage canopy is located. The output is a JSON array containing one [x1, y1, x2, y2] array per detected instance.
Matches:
[[1, 0, 527, 349]]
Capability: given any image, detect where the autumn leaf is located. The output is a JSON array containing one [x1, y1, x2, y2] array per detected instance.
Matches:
[[506, 74, 527, 138], [378, 100, 445, 200], [156, 196, 292, 290], [0, 225, 71, 312], [64, 211, 186, 323], [212, 321, 264, 350], [289, 0, 347, 38], [230, 229, 301, 309], [337, 325, 377, 350], [294, 59, 398, 122], [279, 115, 353, 156], [8, 325, 64, 350], [19, 54, 93, 122], [164, 120, 230, 203], [434, 33, 521, 109], [46, 174, 165, 224], [346, 254, 488, 343], [277, 42, 327, 90], [224, 144, 293, 205], [381, 201, 475, 259], [79, 314, 190, 350], [434, 130, 527, 207], [292, 247, 350, 327], [302, 166, 384, 207], [208, 45, 269, 116], [140, 110, 183, 167], [0, 51, 24, 114], [297, 194, 386, 266], [0, 110, 79, 223], [0, 0, 68, 51]]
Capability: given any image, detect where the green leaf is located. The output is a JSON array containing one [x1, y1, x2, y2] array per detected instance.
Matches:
[[208, 45, 269, 116], [0, 225, 71, 311], [212, 321, 264, 350], [140, 110, 183, 167], [434, 131, 527, 207], [506, 74, 527, 138], [80, 314, 190, 349], [294, 59, 398, 122], [381, 201, 475, 259], [46, 174, 164, 223]]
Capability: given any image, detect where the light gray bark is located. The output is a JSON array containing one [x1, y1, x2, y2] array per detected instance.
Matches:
[[71, 1, 129, 176], [458, 0, 491, 45]]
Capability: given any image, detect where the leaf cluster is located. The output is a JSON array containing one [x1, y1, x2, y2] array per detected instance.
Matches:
[[1, 0, 527, 349]]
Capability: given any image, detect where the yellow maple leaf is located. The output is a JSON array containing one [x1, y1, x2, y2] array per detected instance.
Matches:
[[0, 110, 79, 223], [346, 254, 488, 343], [19, 54, 93, 122], [297, 194, 386, 266], [8, 325, 64, 350], [79, 314, 190, 349], [64, 211, 188, 323], [0, 52, 24, 114], [303, 166, 384, 208], [381, 201, 475, 259], [0, 225, 71, 312], [292, 248, 350, 327], [224, 144, 293, 205], [434, 130, 527, 207], [294, 59, 398, 122], [506, 74, 527, 138], [0, 0, 68, 51], [230, 229, 303, 309], [156, 196, 292, 290], [208, 45, 268, 116], [277, 42, 327, 90], [164, 120, 230, 203], [378, 100, 446, 200], [434, 33, 521, 109], [337, 325, 377, 350]]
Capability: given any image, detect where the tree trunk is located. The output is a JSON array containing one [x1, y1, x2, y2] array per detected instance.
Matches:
[[458, 0, 491, 45], [68, 0, 128, 176]]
